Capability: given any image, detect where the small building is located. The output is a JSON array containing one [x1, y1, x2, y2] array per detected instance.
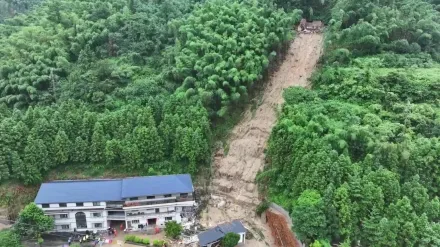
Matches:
[[198, 220, 246, 247], [34, 174, 196, 232]]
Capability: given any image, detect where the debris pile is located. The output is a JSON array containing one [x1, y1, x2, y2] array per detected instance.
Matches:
[[298, 18, 324, 33], [266, 210, 300, 247]]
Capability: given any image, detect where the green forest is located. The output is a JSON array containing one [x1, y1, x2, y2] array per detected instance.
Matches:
[[0, 0, 299, 185], [260, 0, 440, 246], [2, 0, 440, 245]]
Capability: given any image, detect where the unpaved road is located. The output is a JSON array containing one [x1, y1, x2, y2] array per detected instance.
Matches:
[[200, 33, 323, 246]]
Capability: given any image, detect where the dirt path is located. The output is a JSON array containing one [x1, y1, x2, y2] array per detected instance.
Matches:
[[200, 33, 323, 246]]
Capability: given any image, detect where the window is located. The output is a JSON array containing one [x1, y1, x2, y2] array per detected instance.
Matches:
[[59, 203, 67, 207], [180, 193, 188, 198], [61, 225, 69, 230], [129, 197, 138, 201], [132, 220, 139, 224], [75, 212, 87, 229], [155, 208, 159, 213], [60, 214, 68, 219], [93, 202, 101, 206], [76, 202, 83, 207], [42, 204, 49, 208], [147, 196, 155, 199], [92, 213, 102, 217], [164, 194, 172, 198], [94, 223, 103, 228], [165, 217, 172, 221]]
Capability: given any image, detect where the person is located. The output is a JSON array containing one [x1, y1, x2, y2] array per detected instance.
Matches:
[[68, 236, 72, 246], [114, 229, 117, 237], [120, 223, 123, 231]]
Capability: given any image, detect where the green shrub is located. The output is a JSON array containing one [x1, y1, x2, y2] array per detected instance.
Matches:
[[283, 87, 319, 105], [152, 239, 165, 246], [327, 48, 351, 65], [125, 235, 136, 242], [134, 236, 143, 243], [221, 232, 240, 247], [0, 230, 22, 247], [165, 221, 182, 239], [142, 238, 150, 245], [256, 200, 270, 216]]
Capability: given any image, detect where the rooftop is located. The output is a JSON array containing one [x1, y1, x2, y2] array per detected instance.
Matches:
[[34, 174, 193, 204], [198, 220, 246, 246]]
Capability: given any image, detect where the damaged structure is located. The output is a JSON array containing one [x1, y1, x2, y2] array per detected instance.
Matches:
[[298, 18, 324, 33], [198, 220, 247, 247], [34, 174, 197, 232]]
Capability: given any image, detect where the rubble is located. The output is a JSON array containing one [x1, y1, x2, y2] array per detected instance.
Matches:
[[198, 33, 323, 246]]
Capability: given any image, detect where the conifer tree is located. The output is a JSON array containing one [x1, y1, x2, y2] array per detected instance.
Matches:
[[90, 122, 105, 163], [54, 130, 71, 165], [72, 137, 88, 163]]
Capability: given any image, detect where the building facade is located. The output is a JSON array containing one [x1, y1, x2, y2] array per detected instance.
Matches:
[[34, 174, 196, 232]]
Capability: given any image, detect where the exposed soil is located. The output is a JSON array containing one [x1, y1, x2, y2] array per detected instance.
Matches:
[[200, 33, 324, 246]]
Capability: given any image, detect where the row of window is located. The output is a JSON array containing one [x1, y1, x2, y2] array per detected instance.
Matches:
[[52, 212, 103, 219], [128, 193, 189, 201], [131, 217, 172, 224], [59, 223, 103, 230], [42, 192, 191, 208], [42, 202, 102, 208]]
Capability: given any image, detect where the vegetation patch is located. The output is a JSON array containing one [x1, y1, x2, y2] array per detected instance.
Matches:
[[260, 0, 440, 245]]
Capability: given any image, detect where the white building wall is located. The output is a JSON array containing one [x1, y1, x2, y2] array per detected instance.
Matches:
[[238, 232, 246, 244], [51, 210, 107, 232], [41, 204, 108, 232], [36, 193, 195, 232], [126, 211, 182, 230]]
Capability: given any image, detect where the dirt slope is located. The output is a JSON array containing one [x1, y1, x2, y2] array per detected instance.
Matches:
[[200, 33, 323, 246]]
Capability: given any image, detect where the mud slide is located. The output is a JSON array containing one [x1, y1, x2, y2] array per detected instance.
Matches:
[[200, 33, 323, 246]]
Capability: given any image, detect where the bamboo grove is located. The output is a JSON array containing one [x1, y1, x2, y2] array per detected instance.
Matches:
[[0, 0, 298, 184], [260, 0, 440, 246]]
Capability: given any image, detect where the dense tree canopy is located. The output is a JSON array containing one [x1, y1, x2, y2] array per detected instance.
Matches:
[[0, 0, 296, 185], [260, 0, 440, 245], [14, 203, 53, 237], [0, 230, 22, 247]]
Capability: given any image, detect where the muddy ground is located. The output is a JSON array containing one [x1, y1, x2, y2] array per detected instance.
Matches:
[[200, 33, 324, 246]]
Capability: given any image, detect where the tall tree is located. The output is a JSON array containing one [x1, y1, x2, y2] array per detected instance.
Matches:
[[14, 203, 54, 238], [291, 190, 328, 244], [90, 122, 105, 163], [54, 130, 71, 165], [72, 137, 88, 163]]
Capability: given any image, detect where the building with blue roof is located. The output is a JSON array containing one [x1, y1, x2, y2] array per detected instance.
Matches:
[[34, 174, 196, 232], [198, 220, 247, 247]]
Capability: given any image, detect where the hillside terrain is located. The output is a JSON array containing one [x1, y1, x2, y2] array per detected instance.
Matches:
[[0, 0, 301, 245], [260, 0, 440, 246], [2, 0, 440, 246], [201, 33, 323, 246]]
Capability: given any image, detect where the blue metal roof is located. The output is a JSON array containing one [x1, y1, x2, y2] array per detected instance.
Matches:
[[34, 179, 122, 204], [121, 174, 193, 199], [34, 174, 193, 204], [198, 220, 247, 246]]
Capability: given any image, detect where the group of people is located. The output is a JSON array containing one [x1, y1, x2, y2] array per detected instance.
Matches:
[[107, 227, 118, 236], [65, 226, 125, 246]]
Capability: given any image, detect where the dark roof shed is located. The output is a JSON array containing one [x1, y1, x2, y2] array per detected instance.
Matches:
[[198, 220, 246, 246]]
